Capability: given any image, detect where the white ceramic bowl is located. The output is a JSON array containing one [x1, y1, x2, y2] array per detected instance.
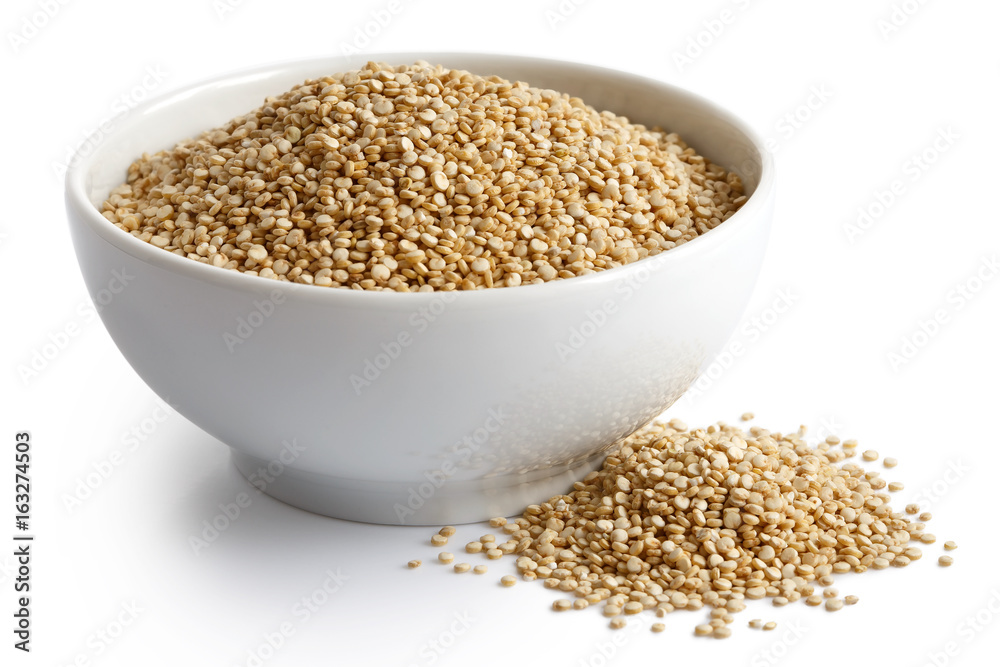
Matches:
[[66, 54, 774, 525]]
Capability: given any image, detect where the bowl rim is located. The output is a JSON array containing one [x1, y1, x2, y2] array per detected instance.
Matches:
[[65, 52, 775, 306]]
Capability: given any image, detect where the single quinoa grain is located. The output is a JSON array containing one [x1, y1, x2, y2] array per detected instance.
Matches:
[[623, 601, 643, 615], [407, 559, 421, 569], [104, 62, 746, 292]]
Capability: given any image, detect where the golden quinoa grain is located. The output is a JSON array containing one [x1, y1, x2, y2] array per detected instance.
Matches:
[[939, 556, 954, 567], [407, 559, 421, 569], [454, 563, 471, 573], [500, 575, 517, 587], [862, 450, 879, 462], [741, 412, 754, 421], [473, 565, 488, 575], [844, 595, 859, 606], [623, 601, 643, 615], [694, 624, 713, 636], [825, 599, 844, 612], [944, 541, 958, 551], [465, 541, 483, 554], [430, 534, 448, 547], [439, 526, 456, 537], [610, 618, 627, 630], [763, 622, 777, 631], [552, 600, 572, 612], [652, 623, 665, 633], [489, 517, 507, 528], [438, 552, 454, 564], [883, 457, 898, 468], [107, 62, 746, 292]]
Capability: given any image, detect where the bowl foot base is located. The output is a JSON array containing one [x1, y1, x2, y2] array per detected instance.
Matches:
[[231, 450, 606, 526]]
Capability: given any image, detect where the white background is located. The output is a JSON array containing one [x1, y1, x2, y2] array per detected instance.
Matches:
[[2, 0, 999, 665]]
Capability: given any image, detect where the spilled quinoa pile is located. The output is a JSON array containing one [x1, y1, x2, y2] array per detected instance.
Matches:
[[411, 418, 955, 638]]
